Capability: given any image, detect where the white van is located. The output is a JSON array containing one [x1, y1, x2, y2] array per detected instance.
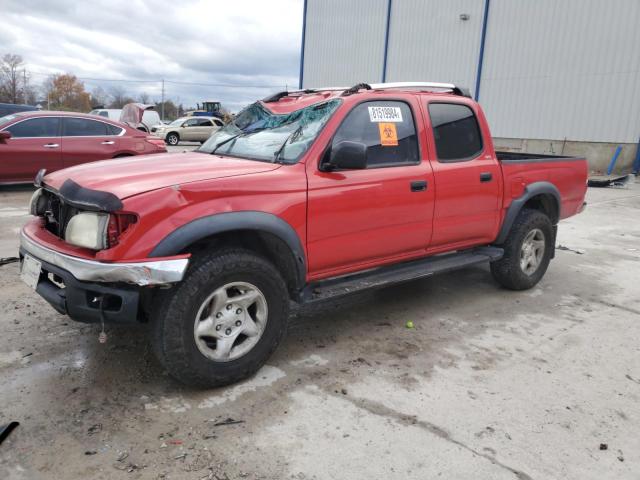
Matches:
[[90, 107, 162, 133]]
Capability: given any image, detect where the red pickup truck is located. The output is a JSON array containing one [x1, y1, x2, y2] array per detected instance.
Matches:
[[19, 82, 587, 387]]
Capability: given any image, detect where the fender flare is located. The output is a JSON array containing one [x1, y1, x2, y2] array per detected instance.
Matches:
[[495, 181, 561, 244], [149, 211, 306, 288]]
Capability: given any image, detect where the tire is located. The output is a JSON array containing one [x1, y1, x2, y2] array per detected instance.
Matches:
[[151, 249, 289, 388], [165, 133, 179, 146], [490, 209, 553, 290]]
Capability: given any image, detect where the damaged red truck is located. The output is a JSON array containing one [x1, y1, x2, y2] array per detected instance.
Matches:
[[19, 82, 588, 387]]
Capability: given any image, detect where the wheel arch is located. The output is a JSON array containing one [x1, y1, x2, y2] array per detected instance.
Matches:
[[148, 212, 306, 297], [496, 182, 560, 244]]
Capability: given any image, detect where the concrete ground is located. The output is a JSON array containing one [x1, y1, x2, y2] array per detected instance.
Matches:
[[1, 177, 639, 480]]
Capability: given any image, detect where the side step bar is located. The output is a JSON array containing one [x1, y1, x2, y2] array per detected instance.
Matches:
[[300, 246, 503, 303]]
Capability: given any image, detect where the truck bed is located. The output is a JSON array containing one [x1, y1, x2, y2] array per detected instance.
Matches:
[[496, 151, 588, 221]]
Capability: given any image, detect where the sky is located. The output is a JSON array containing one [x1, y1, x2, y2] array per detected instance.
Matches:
[[1, 0, 304, 112]]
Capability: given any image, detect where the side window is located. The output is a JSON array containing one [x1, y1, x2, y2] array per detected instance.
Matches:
[[5, 117, 60, 138], [184, 118, 199, 127], [197, 119, 213, 127], [106, 124, 124, 136], [99, 111, 109, 117], [428, 103, 483, 161], [63, 118, 108, 136], [331, 101, 419, 168], [213, 119, 224, 127]]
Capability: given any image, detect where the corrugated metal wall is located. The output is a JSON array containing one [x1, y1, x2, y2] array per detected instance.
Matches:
[[385, 0, 483, 87], [481, 0, 640, 142], [301, 0, 640, 143], [302, 0, 388, 87]]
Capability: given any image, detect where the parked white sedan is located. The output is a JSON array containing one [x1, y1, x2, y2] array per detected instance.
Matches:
[[152, 116, 224, 145]]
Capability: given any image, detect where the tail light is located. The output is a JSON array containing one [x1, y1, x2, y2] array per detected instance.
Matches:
[[145, 137, 167, 150], [107, 213, 138, 247]]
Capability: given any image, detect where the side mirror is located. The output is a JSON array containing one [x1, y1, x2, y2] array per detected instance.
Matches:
[[326, 141, 367, 170], [0, 131, 11, 142]]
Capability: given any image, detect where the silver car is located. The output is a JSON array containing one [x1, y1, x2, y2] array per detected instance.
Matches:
[[153, 116, 225, 145]]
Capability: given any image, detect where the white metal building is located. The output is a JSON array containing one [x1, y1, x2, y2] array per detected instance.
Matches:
[[299, 0, 640, 172]]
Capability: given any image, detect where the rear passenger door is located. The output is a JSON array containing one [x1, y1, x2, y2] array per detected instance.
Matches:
[[0, 117, 62, 182], [61, 117, 123, 168], [306, 99, 435, 279], [424, 102, 502, 249]]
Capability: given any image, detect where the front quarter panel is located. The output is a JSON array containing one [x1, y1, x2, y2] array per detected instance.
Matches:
[[95, 163, 308, 262]]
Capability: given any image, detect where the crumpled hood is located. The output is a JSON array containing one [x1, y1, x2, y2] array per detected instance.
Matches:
[[44, 151, 281, 199]]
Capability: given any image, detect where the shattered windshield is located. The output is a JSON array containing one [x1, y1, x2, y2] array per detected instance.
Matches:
[[198, 99, 341, 164]]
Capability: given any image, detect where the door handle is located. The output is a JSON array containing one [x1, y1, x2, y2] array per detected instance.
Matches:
[[101, 141, 115, 145], [410, 180, 428, 192], [480, 172, 493, 182], [43, 143, 59, 148]]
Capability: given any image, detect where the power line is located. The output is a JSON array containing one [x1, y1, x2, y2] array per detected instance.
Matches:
[[28, 70, 285, 89]]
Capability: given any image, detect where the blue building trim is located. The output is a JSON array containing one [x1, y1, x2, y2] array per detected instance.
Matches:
[[298, 0, 308, 89], [381, 0, 393, 82], [474, 0, 491, 100]]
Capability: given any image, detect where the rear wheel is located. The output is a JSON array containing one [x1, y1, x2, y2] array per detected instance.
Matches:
[[151, 249, 289, 388], [490, 209, 553, 290], [165, 133, 179, 146]]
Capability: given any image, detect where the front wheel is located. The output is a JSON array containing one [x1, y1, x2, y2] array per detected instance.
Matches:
[[151, 249, 289, 388], [490, 209, 553, 290]]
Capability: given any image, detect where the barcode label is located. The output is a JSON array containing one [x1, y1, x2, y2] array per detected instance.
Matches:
[[368, 106, 403, 122]]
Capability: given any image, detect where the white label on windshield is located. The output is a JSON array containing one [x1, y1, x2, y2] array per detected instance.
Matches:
[[368, 106, 403, 122]]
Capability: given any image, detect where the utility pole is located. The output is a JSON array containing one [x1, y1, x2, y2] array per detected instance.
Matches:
[[23, 69, 27, 104], [161, 79, 165, 121]]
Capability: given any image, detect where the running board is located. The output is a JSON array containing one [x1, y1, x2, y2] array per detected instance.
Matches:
[[300, 247, 503, 303]]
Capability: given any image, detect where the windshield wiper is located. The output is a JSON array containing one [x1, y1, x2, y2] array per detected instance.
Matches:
[[210, 127, 268, 156], [273, 125, 305, 163]]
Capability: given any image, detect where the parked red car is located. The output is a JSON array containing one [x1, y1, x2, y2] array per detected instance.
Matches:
[[19, 82, 588, 387], [0, 111, 166, 184]]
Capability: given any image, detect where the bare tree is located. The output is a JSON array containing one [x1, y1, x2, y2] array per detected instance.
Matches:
[[0, 54, 25, 104], [91, 86, 110, 108], [138, 91, 150, 104], [108, 85, 135, 109]]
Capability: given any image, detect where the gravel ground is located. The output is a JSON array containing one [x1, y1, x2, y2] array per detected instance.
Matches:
[[0, 177, 639, 480]]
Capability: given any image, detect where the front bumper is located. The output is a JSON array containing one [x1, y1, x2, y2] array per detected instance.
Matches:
[[20, 231, 189, 324], [20, 231, 188, 286]]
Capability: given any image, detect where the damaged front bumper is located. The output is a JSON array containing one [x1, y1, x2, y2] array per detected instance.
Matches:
[[20, 231, 188, 286], [19, 231, 189, 323]]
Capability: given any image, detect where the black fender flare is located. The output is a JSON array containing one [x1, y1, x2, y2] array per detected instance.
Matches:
[[149, 211, 306, 288], [495, 181, 561, 244]]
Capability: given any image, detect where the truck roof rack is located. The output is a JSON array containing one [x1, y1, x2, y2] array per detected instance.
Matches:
[[263, 82, 471, 103]]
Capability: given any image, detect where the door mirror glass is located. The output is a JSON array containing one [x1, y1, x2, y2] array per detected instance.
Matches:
[[328, 141, 367, 170], [0, 131, 11, 142]]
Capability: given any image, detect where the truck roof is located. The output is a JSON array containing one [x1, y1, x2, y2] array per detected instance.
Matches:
[[261, 82, 472, 114]]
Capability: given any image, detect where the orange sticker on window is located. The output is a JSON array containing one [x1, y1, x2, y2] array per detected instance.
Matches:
[[378, 122, 398, 146]]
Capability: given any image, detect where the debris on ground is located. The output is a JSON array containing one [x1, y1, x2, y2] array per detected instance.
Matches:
[[406, 320, 415, 329], [87, 424, 102, 435], [557, 245, 585, 255], [212, 418, 244, 427], [599, 443, 608, 450], [588, 174, 632, 188], [0, 257, 19, 267], [84, 450, 97, 456], [0, 421, 19, 445]]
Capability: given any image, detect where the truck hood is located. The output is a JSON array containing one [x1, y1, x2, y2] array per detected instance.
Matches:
[[44, 151, 281, 199]]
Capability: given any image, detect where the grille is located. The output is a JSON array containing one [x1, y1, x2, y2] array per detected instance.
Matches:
[[42, 190, 80, 239]]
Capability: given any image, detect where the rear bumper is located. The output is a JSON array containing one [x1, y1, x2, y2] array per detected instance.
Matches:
[[20, 231, 188, 286]]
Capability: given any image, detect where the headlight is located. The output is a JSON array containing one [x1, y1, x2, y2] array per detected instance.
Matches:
[[29, 188, 48, 216], [65, 212, 109, 250]]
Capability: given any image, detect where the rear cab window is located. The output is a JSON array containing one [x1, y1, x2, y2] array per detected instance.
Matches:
[[428, 103, 483, 162], [331, 100, 419, 168]]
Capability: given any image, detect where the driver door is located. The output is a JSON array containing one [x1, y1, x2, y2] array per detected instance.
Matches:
[[306, 99, 435, 280]]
